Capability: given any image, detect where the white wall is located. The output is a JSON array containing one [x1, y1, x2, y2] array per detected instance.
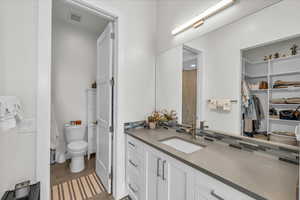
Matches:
[[78, 0, 157, 199], [156, 0, 300, 135], [51, 19, 98, 155], [0, 0, 37, 196]]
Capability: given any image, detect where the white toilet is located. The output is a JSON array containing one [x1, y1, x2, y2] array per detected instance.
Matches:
[[64, 124, 88, 173]]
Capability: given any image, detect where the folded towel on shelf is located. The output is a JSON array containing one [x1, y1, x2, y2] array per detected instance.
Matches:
[[271, 97, 300, 104], [273, 80, 300, 88], [295, 124, 300, 141]]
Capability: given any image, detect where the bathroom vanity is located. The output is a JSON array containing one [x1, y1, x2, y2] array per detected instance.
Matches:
[[125, 127, 298, 200], [145, 31, 300, 200]]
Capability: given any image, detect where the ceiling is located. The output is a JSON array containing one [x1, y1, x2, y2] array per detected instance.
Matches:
[[53, 0, 109, 35]]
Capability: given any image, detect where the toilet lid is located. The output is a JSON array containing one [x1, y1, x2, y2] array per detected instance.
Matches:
[[68, 141, 88, 151]]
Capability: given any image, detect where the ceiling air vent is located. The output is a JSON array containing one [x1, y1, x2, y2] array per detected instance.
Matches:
[[70, 13, 81, 22]]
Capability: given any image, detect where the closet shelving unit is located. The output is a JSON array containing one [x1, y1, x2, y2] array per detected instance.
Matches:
[[242, 54, 300, 139]]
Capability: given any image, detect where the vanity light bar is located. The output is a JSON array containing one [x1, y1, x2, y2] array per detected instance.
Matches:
[[171, 0, 235, 35]]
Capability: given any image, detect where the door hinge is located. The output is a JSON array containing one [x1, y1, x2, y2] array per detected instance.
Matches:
[[110, 78, 114, 86], [110, 32, 115, 39], [109, 126, 114, 132], [109, 173, 112, 180]]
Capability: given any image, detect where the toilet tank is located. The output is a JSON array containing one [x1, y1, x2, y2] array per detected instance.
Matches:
[[64, 124, 86, 143]]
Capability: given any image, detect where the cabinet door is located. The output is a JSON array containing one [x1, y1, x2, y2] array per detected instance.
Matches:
[[157, 160, 168, 200], [147, 146, 193, 200], [147, 151, 160, 200], [165, 157, 193, 200]]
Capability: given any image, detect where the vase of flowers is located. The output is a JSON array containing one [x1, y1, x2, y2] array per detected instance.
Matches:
[[147, 110, 178, 129], [161, 109, 178, 127], [148, 116, 156, 129], [147, 111, 161, 129]]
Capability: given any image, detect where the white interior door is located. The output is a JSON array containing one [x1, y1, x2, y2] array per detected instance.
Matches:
[[96, 22, 113, 193]]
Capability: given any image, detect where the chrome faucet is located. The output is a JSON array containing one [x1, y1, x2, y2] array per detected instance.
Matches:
[[184, 119, 208, 140], [191, 121, 208, 139], [191, 123, 197, 140], [182, 121, 197, 139]]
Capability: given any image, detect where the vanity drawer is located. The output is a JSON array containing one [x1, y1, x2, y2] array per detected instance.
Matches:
[[127, 148, 145, 176], [194, 171, 254, 200], [127, 170, 144, 200], [127, 135, 145, 156]]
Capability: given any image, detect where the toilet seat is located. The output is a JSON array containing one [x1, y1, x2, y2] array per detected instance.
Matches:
[[67, 141, 88, 153]]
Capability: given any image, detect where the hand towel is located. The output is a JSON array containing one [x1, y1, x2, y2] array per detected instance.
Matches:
[[0, 96, 23, 130], [222, 99, 232, 111], [208, 99, 217, 110], [216, 99, 222, 108], [0, 96, 22, 118]]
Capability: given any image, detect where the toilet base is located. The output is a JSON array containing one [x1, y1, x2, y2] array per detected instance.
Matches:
[[70, 156, 85, 173]]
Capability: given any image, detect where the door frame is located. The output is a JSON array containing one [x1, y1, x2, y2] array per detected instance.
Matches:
[[36, 0, 119, 199]]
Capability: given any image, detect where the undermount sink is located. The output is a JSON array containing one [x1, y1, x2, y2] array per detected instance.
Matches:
[[160, 137, 203, 154]]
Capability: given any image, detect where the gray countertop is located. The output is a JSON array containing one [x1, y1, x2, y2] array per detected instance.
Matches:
[[125, 127, 299, 200]]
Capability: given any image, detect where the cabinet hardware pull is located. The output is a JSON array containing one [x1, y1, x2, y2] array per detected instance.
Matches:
[[129, 159, 138, 168], [128, 141, 136, 148], [210, 190, 224, 200], [128, 184, 138, 193], [162, 160, 166, 180], [157, 158, 161, 177]]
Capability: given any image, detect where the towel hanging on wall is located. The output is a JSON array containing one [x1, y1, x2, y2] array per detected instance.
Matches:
[[0, 96, 23, 131], [208, 99, 234, 111], [208, 99, 218, 110], [222, 99, 232, 111]]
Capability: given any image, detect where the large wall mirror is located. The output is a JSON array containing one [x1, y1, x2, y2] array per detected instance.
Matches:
[[156, 45, 204, 127], [155, 17, 300, 149]]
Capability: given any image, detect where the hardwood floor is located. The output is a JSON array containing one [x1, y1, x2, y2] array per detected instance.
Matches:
[[51, 155, 113, 200]]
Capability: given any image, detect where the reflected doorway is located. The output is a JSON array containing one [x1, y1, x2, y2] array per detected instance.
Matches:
[[182, 46, 199, 126]]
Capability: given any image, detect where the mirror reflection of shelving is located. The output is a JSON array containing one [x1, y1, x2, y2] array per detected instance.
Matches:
[[241, 37, 300, 146]]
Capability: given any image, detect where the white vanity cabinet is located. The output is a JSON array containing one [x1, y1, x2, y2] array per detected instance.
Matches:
[[147, 147, 193, 200], [147, 150, 167, 200], [126, 135, 255, 200], [193, 171, 254, 200], [126, 136, 147, 200]]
